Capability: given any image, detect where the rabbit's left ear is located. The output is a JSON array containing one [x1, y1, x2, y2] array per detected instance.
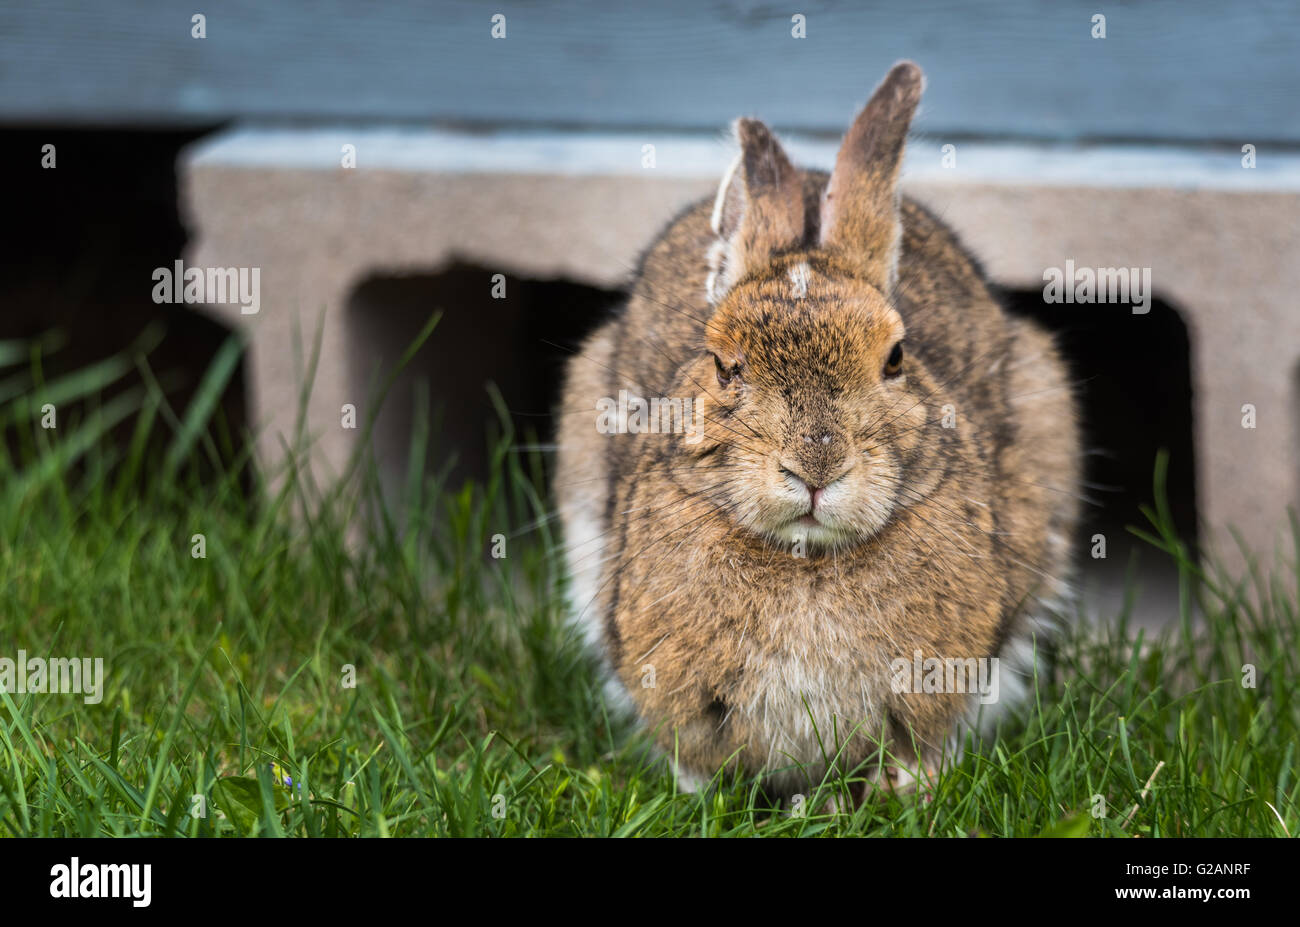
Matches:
[[706, 118, 805, 303], [819, 61, 924, 294]]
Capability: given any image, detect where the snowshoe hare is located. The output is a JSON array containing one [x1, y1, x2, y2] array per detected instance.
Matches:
[[556, 62, 1079, 795]]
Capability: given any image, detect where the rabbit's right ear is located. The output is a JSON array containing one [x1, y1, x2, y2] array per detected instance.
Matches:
[[706, 118, 805, 303]]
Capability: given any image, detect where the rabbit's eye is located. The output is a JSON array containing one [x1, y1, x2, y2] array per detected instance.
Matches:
[[714, 354, 741, 387], [884, 342, 904, 378]]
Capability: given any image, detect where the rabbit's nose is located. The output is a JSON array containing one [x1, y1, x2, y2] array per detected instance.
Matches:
[[781, 470, 823, 510], [780, 466, 840, 511], [791, 428, 847, 480]]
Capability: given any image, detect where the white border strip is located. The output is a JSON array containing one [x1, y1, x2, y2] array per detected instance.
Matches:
[[186, 125, 1300, 192]]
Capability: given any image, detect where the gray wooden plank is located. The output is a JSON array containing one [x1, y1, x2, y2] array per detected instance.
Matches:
[[2, 0, 1297, 142]]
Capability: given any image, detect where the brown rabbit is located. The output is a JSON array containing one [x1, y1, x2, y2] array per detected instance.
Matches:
[[555, 62, 1080, 796]]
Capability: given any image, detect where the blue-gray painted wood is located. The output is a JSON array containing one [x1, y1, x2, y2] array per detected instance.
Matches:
[[3, 0, 1298, 143]]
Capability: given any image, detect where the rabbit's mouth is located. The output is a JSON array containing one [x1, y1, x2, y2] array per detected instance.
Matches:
[[766, 510, 857, 549], [757, 478, 898, 549]]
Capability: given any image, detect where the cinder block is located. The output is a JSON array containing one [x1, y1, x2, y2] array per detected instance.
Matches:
[[180, 127, 1300, 580]]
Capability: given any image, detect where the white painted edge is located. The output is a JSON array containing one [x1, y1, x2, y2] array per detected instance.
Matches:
[[184, 125, 1300, 192]]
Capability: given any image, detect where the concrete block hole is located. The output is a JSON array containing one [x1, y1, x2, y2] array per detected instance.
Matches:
[[343, 265, 621, 498], [345, 266, 1197, 624]]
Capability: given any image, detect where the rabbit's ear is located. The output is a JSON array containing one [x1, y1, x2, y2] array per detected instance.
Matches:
[[819, 62, 923, 293], [706, 118, 805, 303]]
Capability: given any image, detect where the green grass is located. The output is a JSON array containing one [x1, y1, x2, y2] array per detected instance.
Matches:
[[0, 324, 1297, 838]]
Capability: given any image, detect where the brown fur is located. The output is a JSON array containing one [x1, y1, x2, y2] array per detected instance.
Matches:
[[555, 63, 1080, 793]]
